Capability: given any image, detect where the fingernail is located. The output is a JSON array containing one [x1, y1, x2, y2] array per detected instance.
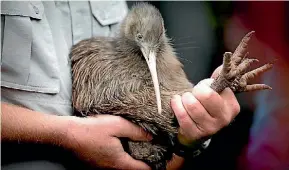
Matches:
[[182, 92, 192, 97], [182, 92, 197, 103]]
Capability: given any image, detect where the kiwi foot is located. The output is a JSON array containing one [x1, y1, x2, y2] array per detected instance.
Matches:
[[211, 31, 274, 93]]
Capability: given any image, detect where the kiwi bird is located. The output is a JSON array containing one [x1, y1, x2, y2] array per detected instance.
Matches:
[[71, 3, 273, 169]]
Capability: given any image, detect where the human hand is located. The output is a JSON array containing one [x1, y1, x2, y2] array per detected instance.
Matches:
[[166, 65, 240, 169], [64, 115, 152, 170], [171, 73, 240, 146]]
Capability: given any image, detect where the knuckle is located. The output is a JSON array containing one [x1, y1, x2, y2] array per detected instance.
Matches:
[[232, 102, 241, 115], [213, 114, 230, 129], [217, 108, 232, 126], [225, 115, 232, 125], [201, 121, 219, 136], [221, 115, 232, 126]]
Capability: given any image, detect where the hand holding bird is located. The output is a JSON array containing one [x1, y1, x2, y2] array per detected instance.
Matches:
[[70, 3, 273, 169]]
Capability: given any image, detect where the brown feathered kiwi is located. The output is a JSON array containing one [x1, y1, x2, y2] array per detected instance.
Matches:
[[70, 3, 273, 170]]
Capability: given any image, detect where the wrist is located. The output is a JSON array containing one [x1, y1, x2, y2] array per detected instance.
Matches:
[[60, 116, 88, 151], [58, 115, 78, 150]]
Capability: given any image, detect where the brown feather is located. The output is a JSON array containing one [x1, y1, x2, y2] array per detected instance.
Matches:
[[71, 3, 193, 169]]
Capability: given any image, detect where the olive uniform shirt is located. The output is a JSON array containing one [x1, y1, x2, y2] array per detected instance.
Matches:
[[1, 1, 128, 116]]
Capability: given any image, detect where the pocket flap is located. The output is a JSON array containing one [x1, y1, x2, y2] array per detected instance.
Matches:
[[1, 1, 44, 20], [89, 1, 128, 26]]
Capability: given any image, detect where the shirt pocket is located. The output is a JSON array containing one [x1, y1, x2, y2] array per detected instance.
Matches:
[[90, 1, 128, 37], [1, 1, 60, 94]]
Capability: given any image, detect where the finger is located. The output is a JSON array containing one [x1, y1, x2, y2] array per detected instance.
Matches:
[[181, 92, 214, 132], [192, 80, 225, 119], [171, 95, 199, 138], [116, 152, 152, 170], [219, 87, 240, 120], [198, 79, 237, 125], [112, 117, 153, 141]]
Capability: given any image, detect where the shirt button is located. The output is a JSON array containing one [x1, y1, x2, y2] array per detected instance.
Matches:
[[33, 6, 39, 14]]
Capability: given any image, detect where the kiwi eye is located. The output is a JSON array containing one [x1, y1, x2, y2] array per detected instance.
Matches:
[[137, 33, 143, 40]]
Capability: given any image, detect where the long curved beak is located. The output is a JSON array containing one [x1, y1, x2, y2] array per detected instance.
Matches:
[[141, 48, 162, 114]]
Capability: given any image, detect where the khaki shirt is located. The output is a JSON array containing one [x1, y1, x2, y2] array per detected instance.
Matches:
[[1, 1, 128, 116]]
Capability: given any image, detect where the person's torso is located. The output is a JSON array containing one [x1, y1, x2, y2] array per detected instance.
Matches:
[[1, 1, 128, 115]]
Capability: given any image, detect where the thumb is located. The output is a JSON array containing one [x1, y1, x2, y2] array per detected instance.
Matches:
[[112, 117, 153, 141], [116, 153, 152, 170]]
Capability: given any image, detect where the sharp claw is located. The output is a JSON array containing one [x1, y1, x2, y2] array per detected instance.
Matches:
[[241, 58, 259, 71], [241, 63, 274, 82], [232, 31, 255, 66], [244, 84, 272, 92]]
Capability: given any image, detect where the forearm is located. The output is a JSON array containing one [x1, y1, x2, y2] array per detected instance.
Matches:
[[1, 102, 70, 147]]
